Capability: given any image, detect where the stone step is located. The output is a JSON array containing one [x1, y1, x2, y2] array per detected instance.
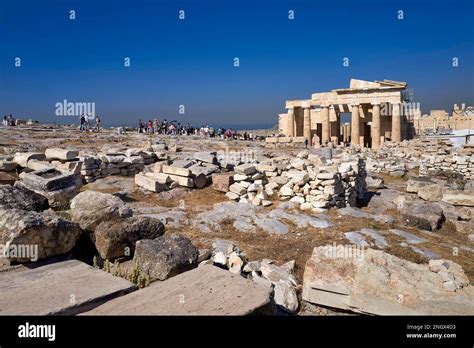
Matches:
[[83, 265, 273, 315], [0, 259, 136, 315]]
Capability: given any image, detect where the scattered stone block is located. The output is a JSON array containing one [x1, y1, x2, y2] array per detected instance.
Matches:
[[14, 152, 46, 168], [303, 247, 474, 315], [0, 185, 49, 211], [162, 165, 191, 177], [0, 208, 81, 262], [133, 233, 199, 281], [45, 148, 79, 161], [212, 172, 234, 192], [94, 216, 165, 260], [135, 173, 168, 193], [0, 259, 136, 315], [235, 164, 256, 176], [193, 152, 217, 164], [70, 190, 133, 230]]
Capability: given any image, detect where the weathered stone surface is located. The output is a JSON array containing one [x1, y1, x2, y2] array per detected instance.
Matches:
[[135, 173, 168, 193], [26, 159, 55, 171], [162, 165, 191, 177], [366, 175, 384, 189], [303, 247, 474, 315], [0, 208, 81, 262], [212, 172, 235, 192], [145, 172, 171, 184], [235, 164, 256, 176], [45, 148, 79, 161], [17, 168, 82, 208], [274, 280, 299, 313], [193, 152, 217, 164], [429, 259, 469, 292], [0, 171, 17, 185], [94, 216, 165, 260], [417, 183, 443, 202], [70, 190, 133, 230], [13, 152, 45, 167], [227, 251, 244, 274], [255, 217, 289, 235], [0, 259, 136, 315], [191, 172, 207, 189], [133, 233, 199, 281], [441, 191, 474, 207], [339, 206, 394, 224], [0, 185, 49, 211], [167, 173, 194, 188], [260, 260, 296, 285], [84, 265, 273, 315], [401, 202, 445, 231], [0, 160, 17, 171], [229, 183, 246, 195]]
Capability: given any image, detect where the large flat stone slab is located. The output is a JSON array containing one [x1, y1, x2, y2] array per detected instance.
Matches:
[[0, 259, 136, 315], [303, 247, 474, 315], [84, 265, 273, 315]]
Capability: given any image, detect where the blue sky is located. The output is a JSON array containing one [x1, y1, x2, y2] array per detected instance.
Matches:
[[1, 0, 473, 128]]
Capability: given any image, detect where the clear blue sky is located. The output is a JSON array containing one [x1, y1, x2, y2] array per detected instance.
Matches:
[[1, 0, 473, 128]]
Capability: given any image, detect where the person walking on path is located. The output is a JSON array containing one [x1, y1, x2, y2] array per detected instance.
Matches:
[[80, 114, 86, 132]]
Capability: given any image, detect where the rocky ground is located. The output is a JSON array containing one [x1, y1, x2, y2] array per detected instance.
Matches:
[[0, 124, 473, 315]]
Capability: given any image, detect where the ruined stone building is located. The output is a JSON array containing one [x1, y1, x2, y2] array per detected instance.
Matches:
[[412, 104, 474, 135], [278, 79, 418, 148]]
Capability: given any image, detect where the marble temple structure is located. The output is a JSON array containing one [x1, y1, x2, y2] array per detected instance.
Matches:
[[278, 79, 413, 149]]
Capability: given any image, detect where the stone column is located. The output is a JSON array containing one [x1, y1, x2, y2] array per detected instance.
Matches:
[[344, 123, 350, 143], [351, 104, 360, 146], [321, 106, 330, 144], [303, 107, 311, 143], [332, 107, 340, 145], [392, 103, 401, 142], [287, 108, 295, 137], [371, 103, 381, 149]]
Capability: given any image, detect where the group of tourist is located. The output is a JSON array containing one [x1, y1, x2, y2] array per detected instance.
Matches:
[[2, 115, 16, 126], [137, 118, 255, 141], [79, 114, 101, 132], [138, 119, 193, 135]]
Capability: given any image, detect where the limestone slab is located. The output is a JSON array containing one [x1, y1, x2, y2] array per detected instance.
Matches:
[[0, 259, 136, 315], [84, 265, 273, 315]]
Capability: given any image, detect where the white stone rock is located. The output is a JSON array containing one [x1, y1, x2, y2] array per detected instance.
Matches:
[[213, 251, 227, 267], [229, 183, 246, 195], [225, 192, 240, 200], [274, 280, 299, 313], [227, 252, 244, 274]]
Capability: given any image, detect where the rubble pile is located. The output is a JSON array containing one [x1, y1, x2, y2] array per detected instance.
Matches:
[[80, 149, 160, 183], [199, 239, 300, 313], [359, 139, 473, 179], [223, 150, 367, 209]]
